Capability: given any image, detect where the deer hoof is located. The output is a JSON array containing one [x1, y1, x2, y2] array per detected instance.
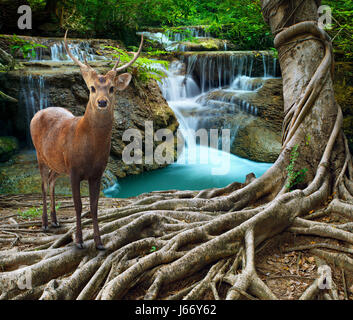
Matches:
[[76, 243, 85, 250], [96, 244, 105, 251], [51, 222, 60, 228], [42, 226, 49, 232]]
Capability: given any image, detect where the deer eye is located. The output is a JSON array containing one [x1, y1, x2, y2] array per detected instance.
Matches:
[[109, 87, 114, 94], [91, 86, 96, 93]]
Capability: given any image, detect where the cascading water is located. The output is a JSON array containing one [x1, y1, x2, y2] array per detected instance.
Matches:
[[138, 27, 212, 52], [19, 75, 49, 145], [183, 52, 278, 93], [31, 41, 105, 62]]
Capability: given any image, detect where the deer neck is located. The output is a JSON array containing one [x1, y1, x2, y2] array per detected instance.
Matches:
[[81, 101, 114, 138]]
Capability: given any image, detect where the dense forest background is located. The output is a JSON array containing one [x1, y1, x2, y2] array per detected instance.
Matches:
[[1, 0, 352, 59]]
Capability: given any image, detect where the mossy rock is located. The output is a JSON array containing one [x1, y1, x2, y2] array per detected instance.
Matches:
[[178, 38, 235, 51], [0, 136, 19, 162]]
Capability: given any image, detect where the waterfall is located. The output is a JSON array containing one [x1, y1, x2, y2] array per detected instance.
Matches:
[[19, 75, 49, 145], [155, 50, 279, 156], [31, 41, 105, 62], [183, 52, 277, 91], [138, 27, 211, 52], [165, 27, 211, 42], [156, 57, 261, 150]]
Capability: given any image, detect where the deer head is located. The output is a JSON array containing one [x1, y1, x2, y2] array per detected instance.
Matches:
[[64, 31, 144, 112]]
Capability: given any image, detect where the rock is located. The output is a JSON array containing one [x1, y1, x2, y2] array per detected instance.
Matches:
[[229, 78, 284, 162], [195, 77, 284, 163], [107, 79, 179, 178], [0, 136, 19, 162], [232, 78, 284, 133], [0, 47, 14, 69], [231, 118, 282, 163], [177, 38, 236, 51]]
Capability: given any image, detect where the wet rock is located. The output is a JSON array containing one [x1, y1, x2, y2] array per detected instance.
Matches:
[[196, 77, 284, 163], [231, 78, 284, 133], [0, 47, 14, 69], [177, 38, 236, 52], [231, 119, 281, 163]]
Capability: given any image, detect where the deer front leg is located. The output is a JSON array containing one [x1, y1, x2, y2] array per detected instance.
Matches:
[[89, 177, 105, 250], [70, 172, 84, 249]]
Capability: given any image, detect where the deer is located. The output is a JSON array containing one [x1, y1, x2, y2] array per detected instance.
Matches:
[[30, 31, 143, 250]]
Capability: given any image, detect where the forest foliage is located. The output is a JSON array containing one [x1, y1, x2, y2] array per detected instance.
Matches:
[[24, 0, 353, 58]]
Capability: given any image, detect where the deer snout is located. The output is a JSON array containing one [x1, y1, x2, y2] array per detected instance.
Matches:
[[98, 100, 108, 108]]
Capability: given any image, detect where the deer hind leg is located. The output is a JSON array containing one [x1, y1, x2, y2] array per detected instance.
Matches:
[[70, 172, 84, 249], [89, 177, 104, 250], [38, 162, 50, 232], [48, 170, 60, 228]]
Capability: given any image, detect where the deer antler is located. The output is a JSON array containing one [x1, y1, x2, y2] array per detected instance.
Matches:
[[112, 34, 144, 72], [112, 56, 121, 71], [64, 30, 92, 70]]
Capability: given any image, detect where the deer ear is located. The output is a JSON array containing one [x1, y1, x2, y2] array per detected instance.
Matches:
[[116, 73, 132, 91]]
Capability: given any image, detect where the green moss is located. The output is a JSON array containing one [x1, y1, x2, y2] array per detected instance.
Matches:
[[179, 38, 226, 51], [334, 62, 353, 152], [0, 136, 19, 162], [0, 151, 90, 195]]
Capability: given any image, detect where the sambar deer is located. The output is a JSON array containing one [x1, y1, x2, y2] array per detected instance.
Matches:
[[30, 31, 143, 250]]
